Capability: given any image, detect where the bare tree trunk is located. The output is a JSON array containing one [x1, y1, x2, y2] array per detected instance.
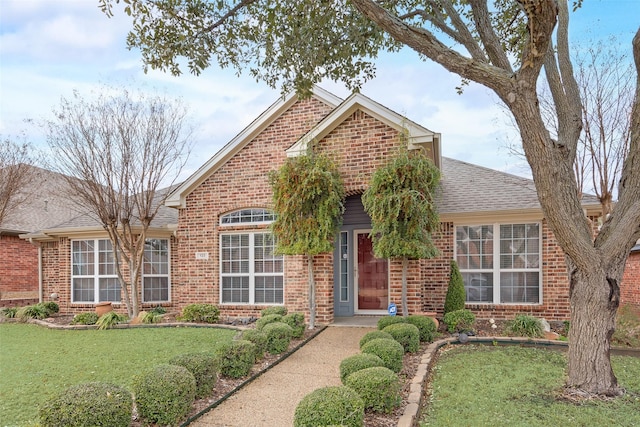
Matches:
[[307, 254, 316, 329], [401, 257, 408, 317], [130, 259, 140, 318]]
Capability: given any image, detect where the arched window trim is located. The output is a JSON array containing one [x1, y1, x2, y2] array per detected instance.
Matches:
[[220, 208, 276, 226]]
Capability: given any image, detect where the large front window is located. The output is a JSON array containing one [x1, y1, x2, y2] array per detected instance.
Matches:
[[143, 239, 170, 302], [455, 223, 541, 304]]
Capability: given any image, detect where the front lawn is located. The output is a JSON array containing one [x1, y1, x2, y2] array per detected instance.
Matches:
[[421, 345, 640, 426], [0, 323, 236, 426]]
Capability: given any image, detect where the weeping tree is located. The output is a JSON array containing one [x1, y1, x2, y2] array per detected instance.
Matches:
[[102, 0, 640, 397], [269, 147, 344, 329], [362, 147, 440, 317]]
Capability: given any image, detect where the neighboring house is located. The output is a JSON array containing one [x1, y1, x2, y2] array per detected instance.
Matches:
[[22, 88, 640, 319], [621, 241, 640, 307]]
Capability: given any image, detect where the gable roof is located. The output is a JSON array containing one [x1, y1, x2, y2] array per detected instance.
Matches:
[[165, 87, 343, 208]]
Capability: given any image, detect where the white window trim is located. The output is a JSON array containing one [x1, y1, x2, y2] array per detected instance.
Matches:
[[142, 238, 171, 303], [70, 238, 120, 304], [219, 208, 276, 226], [454, 222, 543, 305]]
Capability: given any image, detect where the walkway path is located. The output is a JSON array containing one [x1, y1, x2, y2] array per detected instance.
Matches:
[[191, 326, 374, 427]]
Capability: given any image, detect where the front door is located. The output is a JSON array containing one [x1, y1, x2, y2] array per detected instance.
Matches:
[[356, 232, 388, 312]]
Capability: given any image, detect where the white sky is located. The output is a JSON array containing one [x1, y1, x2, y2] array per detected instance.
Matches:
[[1, 0, 638, 181]]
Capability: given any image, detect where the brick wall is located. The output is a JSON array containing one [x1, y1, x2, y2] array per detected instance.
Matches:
[[621, 251, 640, 308], [0, 235, 38, 302]]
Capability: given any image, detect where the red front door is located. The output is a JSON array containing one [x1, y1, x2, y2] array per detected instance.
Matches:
[[357, 232, 388, 310]]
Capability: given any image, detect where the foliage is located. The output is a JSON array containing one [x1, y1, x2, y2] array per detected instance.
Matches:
[[96, 311, 127, 330], [214, 340, 256, 378], [383, 323, 420, 353], [1, 307, 18, 318], [260, 306, 288, 317], [293, 386, 364, 427], [262, 321, 294, 354], [41, 302, 60, 315], [339, 353, 385, 384], [70, 312, 99, 325], [444, 260, 466, 315], [39, 382, 132, 427], [132, 364, 196, 426], [178, 303, 220, 323], [140, 311, 162, 324], [406, 315, 437, 343], [377, 316, 405, 330], [282, 312, 306, 338], [505, 314, 544, 338], [255, 313, 283, 330], [443, 309, 476, 333], [360, 338, 404, 373], [359, 330, 394, 349], [150, 305, 167, 315], [242, 329, 269, 360], [344, 366, 401, 413], [169, 353, 218, 398], [16, 304, 49, 321]]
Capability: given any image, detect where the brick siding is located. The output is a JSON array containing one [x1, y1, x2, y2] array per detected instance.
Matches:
[[621, 251, 640, 308], [0, 235, 38, 301]]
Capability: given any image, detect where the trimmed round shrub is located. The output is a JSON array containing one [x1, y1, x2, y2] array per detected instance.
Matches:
[[214, 340, 256, 378], [242, 329, 268, 360], [260, 306, 288, 317], [339, 353, 385, 384], [71, 312, 99, 325], [443, 309, 476, 333], [178, 303, 220, 323], [169, 353, 218, 398], [406, 315, 437, 342], [359, 330, 394, 349], [262, 321, 294, 354], [294, 386, 364, 427], [377, 316, 406, 330], [256, 313, 283, 330], [345, 366, 401, 413], [39, 382, 132, 427], [41, 301, 60, 315], [133, 364, 196, 426], [383, 323, 420, 353], [282, 312, 306, 338], [360, 338, 404, 373]]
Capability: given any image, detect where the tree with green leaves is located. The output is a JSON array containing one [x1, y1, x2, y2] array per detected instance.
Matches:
[[269, 148, 344, 329], [362, 147, 440, 317], [103, 0, 640, 397], [444, 260, 465, 315]]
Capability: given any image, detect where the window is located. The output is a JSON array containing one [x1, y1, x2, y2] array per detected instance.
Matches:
[[220, 209, 276, 225], [455, 223, 541, 304], [71, 238, 170, 303], [220, 233, 284, 304]]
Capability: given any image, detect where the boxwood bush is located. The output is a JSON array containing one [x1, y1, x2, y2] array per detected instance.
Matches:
[[377, 316, 406, 330], [359, 330, 394, 349], [132, 364, 196, 426], [344, 366, 401, 413], [443, 309, 476, 333], [406, 315, 437, 342], [260, 306, 288, 317], [71, 312, 99, 325], [178, 303, 220, 323], [214, 340, 256, 378], [169, 353, 218, 398], [39, 382, 132, 427], [293, 386, 364, 427], [256, 313, 283, 330], [41, 301, 60, 315], [360, 338, 404, 373], [262, 321, 294, 354], [282, 312, 306, 338], [383, 323, 420, 353], [242, 329, 268, 360], [339, 353, 385, 384]]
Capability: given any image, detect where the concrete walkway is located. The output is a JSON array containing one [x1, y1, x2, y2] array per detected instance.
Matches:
[[190, 326, 374, 427]]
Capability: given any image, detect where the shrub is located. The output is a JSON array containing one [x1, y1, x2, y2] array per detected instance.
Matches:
[[339, 353, 385, 384], [133, 364, 196, 426], [169, 353, 218, 398], [39, 382, 132, 427], [443, 309, 476, 333], [345, 366, 401, 413], [506, 314, 544, 338], [383, 323, 420, 353], [1, 307, 18, 318], [360, 338, 404, 373], [256, 313, 283, 330], [150, 305, 167, 315], [71, 312, 99, 325], [406, 315, 437, 342], [294, 386, 364, 427], [377, 316, 406, 330], [17, 304, 49, 321], [140, 311, 162, 324], [282, 312, 306, 338], [260, 306, 288, 317], [262, 321, 294, 354], [444, 260, 465, 315], [178, 303, 220, 323], [242, 329, 269, 360], [96, 311, 127, 330], [214, 340, 256, 378], [359, 330, 394, 349], [41, 302, 60, 315]]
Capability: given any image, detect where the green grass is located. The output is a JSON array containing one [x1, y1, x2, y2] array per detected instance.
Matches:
[[421, 345, 640, 427], [0, 323, 236, 426]]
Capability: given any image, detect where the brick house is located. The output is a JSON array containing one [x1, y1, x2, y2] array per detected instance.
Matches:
[[22, 88, 639, 320]]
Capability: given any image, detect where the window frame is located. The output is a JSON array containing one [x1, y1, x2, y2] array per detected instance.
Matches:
[[142, 238, 171, 303], [454, 222, 542, 305]]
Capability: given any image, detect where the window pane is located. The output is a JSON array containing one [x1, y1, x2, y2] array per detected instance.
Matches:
[[221, 276, 249, 303], [98, 239, 115, 275], [220, 209, 276, 224], [143, 277, 169, 302], [462, 273, 493, 303], [72, 240, 94, 276], [500, 272, 539, 303], [456, 225, 493, 270], [500, 223, 540, 269], [254, 233, 282, 274], [99, 278, 121, 302], [143, 239, 169, 275], [340, 232, 349, 302], [254, 276, 284, 304], [72, 278, 94, 302]]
